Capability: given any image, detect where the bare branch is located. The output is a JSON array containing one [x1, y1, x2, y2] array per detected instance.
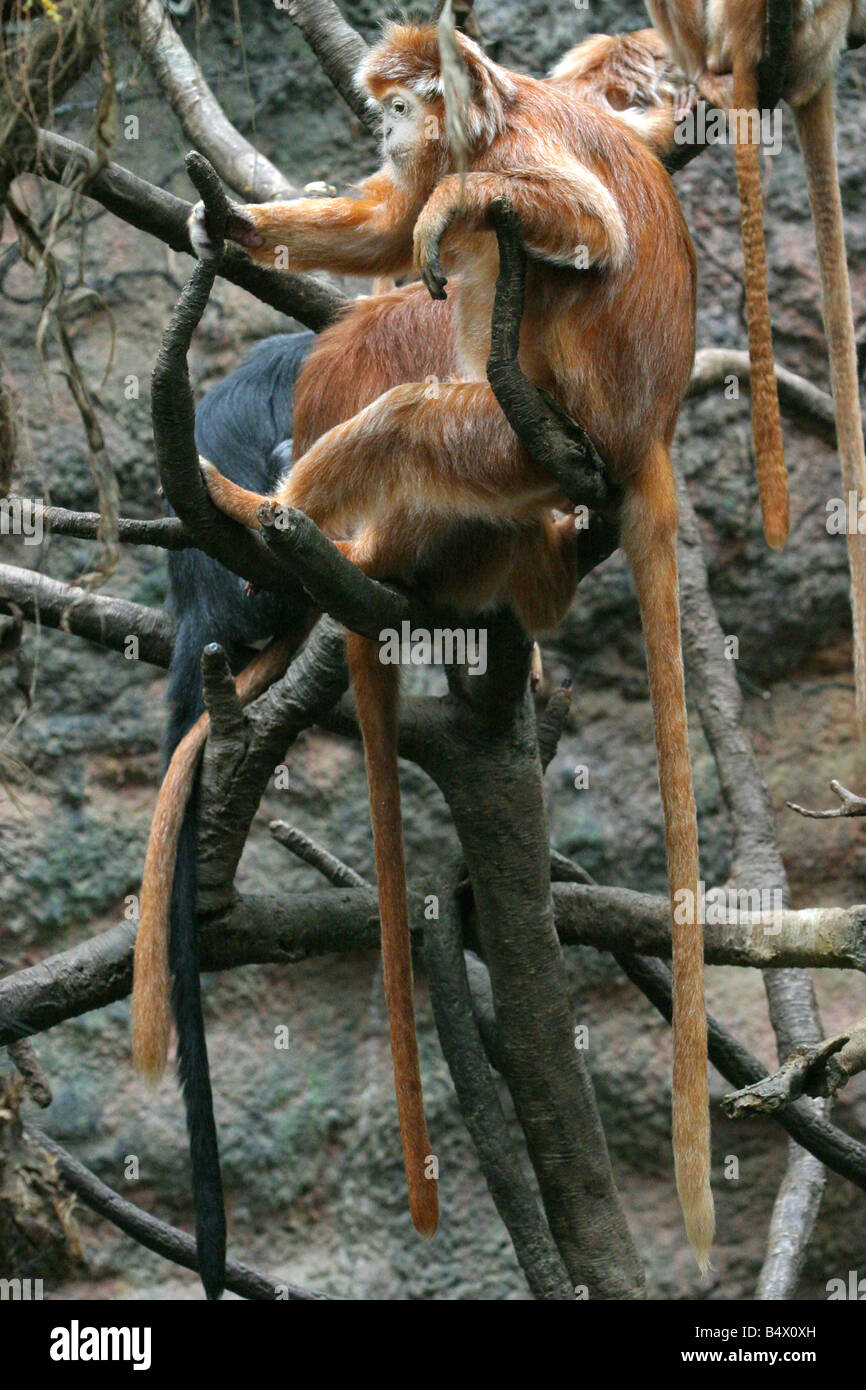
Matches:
[[33, 503, 192, 549], [8, 1038, 51, 1107], [6, 883, 865, 1052], [423, 888, 573, 1299], [536, 681, 573, 772], [128, 0, 298, 201], [269, 821, 367, 889], [689, 348, 838, 447], [614, 952, 866, 1193], [23, 132, 344, 331], [26, 1127, 328, 1300], [286, 0, 377, 134], [0, 562, 174, 666], [788, 780, 866, 820], [258, 505, 409, 638], [149, 153, 307, 600], [724, 1018, 866, 1113]]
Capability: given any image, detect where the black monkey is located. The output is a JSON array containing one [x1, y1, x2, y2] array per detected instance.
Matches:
[[162, 329, 314, 1298]]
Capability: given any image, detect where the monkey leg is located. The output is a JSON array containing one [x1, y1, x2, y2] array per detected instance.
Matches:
[[506, 513, 583, 633], [199, 458, 278, 530], [275, 381, 563, 531]]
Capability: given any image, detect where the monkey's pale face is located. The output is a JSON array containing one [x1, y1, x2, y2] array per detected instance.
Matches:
[[380, 87, 429, 167]]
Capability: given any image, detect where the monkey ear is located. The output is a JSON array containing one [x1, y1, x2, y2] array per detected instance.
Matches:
[[452, 35, 517, 145]]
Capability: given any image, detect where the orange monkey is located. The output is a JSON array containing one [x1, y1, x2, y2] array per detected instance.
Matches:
[[132, 26, 698, 1297], [191, 23, 711, 1269], [647, 0, 866, 735]]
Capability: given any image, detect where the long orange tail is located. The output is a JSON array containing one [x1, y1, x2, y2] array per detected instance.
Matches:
[[793, 82, 866, 743], [621, 446, 713, 1272], [732, 57, 789, 550], [346, 630, 439, 1237], [132, 636, 295, 1080]]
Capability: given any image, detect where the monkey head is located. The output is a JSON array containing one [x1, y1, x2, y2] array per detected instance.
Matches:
[[357, 22, 517, 164]]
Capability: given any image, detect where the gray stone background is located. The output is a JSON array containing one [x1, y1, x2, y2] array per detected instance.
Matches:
[[1, 0, 866, 1299]]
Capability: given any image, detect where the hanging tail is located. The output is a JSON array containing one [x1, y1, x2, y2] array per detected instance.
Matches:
[[621, 445, 714, 1272], [732, 57, 788, 550], [794, 82, 866, 743], [346, 630, 439, 1237], [132, 636, 295, 1299]]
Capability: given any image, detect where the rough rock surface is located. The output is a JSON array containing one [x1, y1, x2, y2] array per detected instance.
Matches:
[[1, 0, 865, 1300]]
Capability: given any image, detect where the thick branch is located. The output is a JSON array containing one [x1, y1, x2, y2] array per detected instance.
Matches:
[[149, 154, 306, 600], [0, 562, 174, 666], [6, 886, 866, 1195], [258, 506, 409, 639], [423, 890, 573, 1300], [286, 0, 377, 134]]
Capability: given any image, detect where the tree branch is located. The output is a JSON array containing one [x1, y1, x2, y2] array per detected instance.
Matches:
[[128, 0, 298, 201], [26, 1127, 327, 1299], [688, 348, 839, 448], [16, 501, 193, 550], [0, 561, 174, 666], [615, 952, 866, 1192], [423, 887, 573, 1299], [286, 0, 377, 134], [22, 132, 344, 331]]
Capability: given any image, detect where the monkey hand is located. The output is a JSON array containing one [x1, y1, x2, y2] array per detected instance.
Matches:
[[188, 200, 264, 261], [413, 206, 453, 301]]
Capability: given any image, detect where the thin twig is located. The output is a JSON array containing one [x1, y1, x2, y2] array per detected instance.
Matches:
[[269, 821, 367, 889]]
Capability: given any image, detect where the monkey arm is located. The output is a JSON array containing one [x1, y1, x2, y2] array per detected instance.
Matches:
[[188, 171, 420, 276], [413, 165, 628, 298]]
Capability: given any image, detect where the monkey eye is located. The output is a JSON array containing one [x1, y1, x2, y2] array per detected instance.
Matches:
[[606, 86, 631, 111], [391, 97, 408, 116]]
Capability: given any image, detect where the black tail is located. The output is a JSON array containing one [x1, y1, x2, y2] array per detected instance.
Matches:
[[157, 328, 315, 1299], [169, 772, 225, 1299]]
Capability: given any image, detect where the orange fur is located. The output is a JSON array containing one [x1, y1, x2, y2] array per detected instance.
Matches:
[[646, 0, 866, 730], [197, 23, 711, 1265], [131, 636, 297, 1080], [732, 56, 788, 548]]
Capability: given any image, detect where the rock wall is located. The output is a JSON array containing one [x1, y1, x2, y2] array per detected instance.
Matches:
[[1, 0, 865, 1299]]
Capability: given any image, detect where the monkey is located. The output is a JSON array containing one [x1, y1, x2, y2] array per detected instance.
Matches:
[[548, 26, 684, 155], [131, 25, 696, 1297], [131, 331, 314, 1298], [182, 21, 713, 1273], [645, 0, 866, 736]]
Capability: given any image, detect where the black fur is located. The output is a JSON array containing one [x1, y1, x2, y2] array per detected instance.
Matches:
[[164, 330, 315, 1298]]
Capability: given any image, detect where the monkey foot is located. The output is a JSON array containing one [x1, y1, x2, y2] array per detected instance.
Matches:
[[188, 199, 264, 261], [673, 82, 700, 122], [697, 72, 733, 110], [200, 459, 273, 529]]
